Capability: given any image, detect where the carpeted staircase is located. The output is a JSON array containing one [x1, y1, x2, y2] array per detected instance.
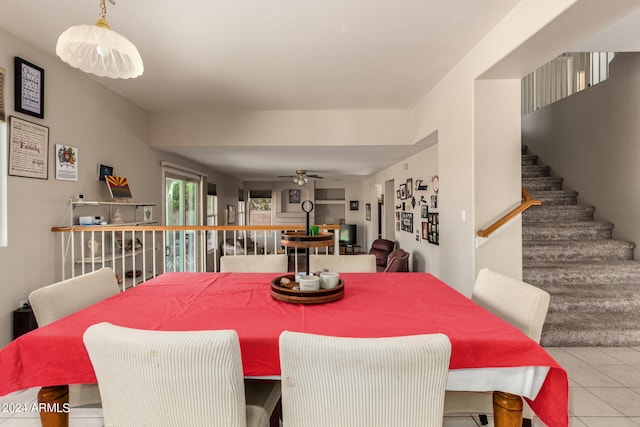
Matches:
[[521, 147, 640, 347]]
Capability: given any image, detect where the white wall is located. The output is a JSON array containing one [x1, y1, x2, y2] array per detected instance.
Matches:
[[365, 141, 440, 275], [149, 110, 411, 148], [474, 79, 523, 279], [522, 53, 640, 254], [0, 29, 241, 346]]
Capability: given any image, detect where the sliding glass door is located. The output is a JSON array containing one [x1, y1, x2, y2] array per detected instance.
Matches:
[[165, 174, 200, 272]]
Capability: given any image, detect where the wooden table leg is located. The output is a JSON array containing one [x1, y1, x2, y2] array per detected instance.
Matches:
[[493, 391, 523, 427], [37, 385, 69, 427]]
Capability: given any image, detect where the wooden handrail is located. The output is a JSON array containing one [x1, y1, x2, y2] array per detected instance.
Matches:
[[476, 188, 541, 238], [51, 224, 341, 233]]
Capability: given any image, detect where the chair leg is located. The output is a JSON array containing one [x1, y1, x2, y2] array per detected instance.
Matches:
[[269, 398, 282, 427], [478, 413, 529, 426]]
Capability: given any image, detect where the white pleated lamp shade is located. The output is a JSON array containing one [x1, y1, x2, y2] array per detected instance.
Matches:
[[56, 19, 143, 79]]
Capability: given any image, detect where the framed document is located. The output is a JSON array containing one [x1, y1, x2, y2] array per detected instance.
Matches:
[[14, 57, 44, 119], [8, 116, 49, 179]]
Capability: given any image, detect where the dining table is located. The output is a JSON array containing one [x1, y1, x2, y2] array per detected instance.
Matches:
[[0, 272, 568, 427]]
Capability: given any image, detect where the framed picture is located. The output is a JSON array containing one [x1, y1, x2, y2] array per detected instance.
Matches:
[[288, 189, 301, 204], [143, 206, 153, 222], [55, 144, 78, 181], [350, 200, 359, 210], [421, 204, 428, 218], [401, 212, 413, 233], [422, 221, 428, 240], [227, 205, 236, 224], [98, 164, 114, 181], [365, 203, 371, 221], [396, 189, 400, 199], [406, 178, 413, 198], [105, 176, 133, 199], [428, 213, 439, 245], [8, 116, 49, 179], [14, 57, 44, 119], [399, 184, 407, 200], [431, 195, 438, 209]]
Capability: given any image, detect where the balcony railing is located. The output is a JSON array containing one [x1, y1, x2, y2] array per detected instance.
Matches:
[[522, 52, 615, 115], [51, 224, 340, 291]]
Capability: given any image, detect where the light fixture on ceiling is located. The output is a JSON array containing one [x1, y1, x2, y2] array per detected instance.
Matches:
[[293, 173, 308, 186], [56, 0, 143, 79]]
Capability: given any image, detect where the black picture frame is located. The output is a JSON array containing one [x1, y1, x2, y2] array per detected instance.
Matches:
[[421, 204, 429, 218], [400, 184, 407, 200], [350, 200, 359, 210], [14, 57, 44, 119], [288, 189, 301, 204], [406, 178, 413, 198], [401, 212, 413, 233], [365, 203, 371, 221], [98, 164, 114, 181]]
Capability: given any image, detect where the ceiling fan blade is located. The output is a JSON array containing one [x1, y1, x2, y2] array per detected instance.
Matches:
[[307, 174, 324, 179]]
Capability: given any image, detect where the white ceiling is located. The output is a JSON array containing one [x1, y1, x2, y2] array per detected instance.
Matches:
[[1, 1, 639, 181]]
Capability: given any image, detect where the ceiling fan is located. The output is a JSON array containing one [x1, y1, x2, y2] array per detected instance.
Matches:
[[279, 169, 324, 185]]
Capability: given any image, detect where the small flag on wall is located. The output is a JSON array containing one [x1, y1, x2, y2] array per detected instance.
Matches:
[[105, 175, 133, 199]]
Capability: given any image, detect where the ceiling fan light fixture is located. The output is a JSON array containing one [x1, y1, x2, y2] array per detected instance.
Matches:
[[294, 175, 307, 186], [56, 0, 143, 79]]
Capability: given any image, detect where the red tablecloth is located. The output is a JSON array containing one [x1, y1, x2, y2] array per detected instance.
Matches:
[[0, 272, 568, 426]]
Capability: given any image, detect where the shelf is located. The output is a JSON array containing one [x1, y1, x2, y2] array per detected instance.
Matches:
[[69, 200, 156, 226], [315, 200, 345, 205], [71, 201, 155, 207], [74, 221, 157, 227]]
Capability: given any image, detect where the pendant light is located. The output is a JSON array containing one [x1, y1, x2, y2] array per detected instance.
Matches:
[[56, 0, 143, 79]]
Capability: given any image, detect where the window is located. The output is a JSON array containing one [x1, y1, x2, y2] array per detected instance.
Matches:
[[248, 190, 272, 226]]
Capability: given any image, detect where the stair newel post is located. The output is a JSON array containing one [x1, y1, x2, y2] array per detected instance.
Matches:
[[302, 200, 314, 276]]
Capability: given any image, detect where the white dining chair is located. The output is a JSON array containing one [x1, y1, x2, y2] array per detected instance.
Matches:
[[308, 254, 376, 272], [220, 254, 288, 272], [28, 267, 120, 407], [279, 331, 451, 427], [83, 322, 281, 427], [443, 267, 551, 426]]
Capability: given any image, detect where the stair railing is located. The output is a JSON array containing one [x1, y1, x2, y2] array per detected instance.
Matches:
[[476, 188, 541, 245]]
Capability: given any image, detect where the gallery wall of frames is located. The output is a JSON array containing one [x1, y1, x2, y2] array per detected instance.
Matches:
[[395, 175, 439, 245]]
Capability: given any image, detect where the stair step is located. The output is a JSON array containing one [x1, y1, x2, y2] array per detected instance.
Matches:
[[542, 311, 640, 346], [528, 190, 578, 205], [523, 239, 635, 262], [523, 221, 613, 241], [522, 205, 594, 222], [543, 283, 640, 313], [524, 261, 640, 285], [521, 154, 538, 166], [523, 177, 563, 191], [522, 165, 550, 178]]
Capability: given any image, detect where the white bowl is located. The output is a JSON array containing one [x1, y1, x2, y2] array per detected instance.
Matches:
[[299, 275, 320, 291], [319, 271, 340, 289]]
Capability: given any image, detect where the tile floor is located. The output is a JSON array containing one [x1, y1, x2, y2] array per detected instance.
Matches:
[[1, 347, 640, 426]]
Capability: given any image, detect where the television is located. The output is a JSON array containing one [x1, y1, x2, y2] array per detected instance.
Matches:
[[339, 224, 357, 246]]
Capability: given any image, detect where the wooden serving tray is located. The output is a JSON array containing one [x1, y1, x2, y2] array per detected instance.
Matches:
[[281, 232, 334, 248], [271, 274, 344, 304]]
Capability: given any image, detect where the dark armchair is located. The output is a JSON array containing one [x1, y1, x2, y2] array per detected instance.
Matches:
[[384, 249, 410, 272], [369, 239, 396, 272]]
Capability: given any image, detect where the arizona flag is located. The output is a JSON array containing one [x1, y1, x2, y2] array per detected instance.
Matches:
[[106, 176, 133, 198]]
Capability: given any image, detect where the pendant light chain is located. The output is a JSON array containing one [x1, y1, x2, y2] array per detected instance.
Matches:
[[100, 0, 116, 19]]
